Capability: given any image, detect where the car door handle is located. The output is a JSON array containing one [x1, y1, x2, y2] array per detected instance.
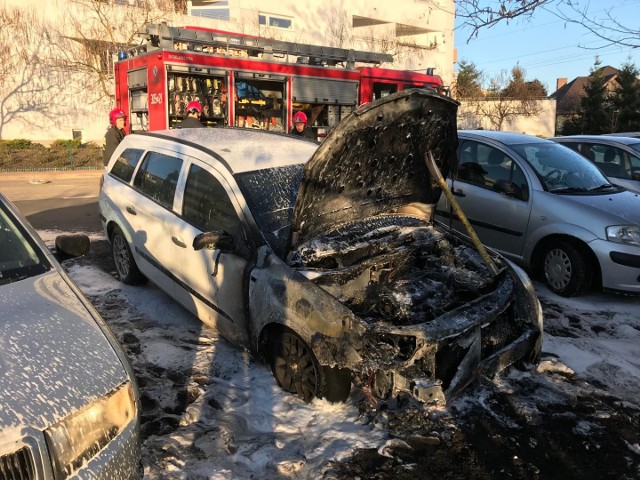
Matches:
[[126, 206, 137, 215], [171, 235, 187, 248], [212, 249, 222, 277], [452, 188, 466, 197]]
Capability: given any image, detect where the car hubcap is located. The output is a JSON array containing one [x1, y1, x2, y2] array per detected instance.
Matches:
[[113, 235, 130, 278], [544, 248, 571, 290], [274, 333, 318, 402]]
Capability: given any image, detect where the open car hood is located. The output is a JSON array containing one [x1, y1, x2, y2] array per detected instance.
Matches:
[[289, 88, 459, 252]]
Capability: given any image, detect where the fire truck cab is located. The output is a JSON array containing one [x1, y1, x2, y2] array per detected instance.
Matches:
[[115, 22, 446, 139]]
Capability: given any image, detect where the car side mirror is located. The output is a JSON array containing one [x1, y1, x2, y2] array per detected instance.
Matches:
[[54, 234, 90, 261], [631, 170, 640, 181], [192, 231, 234, 252]]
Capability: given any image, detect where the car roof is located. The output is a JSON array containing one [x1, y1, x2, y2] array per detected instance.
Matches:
[[458, 130, 549, 145], [550, 134, 640, 146], [133, 127, 318, 174]]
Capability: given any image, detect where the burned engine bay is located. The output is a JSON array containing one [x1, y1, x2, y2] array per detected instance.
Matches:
[[289, 215, 499, 326]]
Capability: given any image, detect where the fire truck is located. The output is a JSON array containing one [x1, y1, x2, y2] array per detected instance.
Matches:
[[115, 22, 446, 138]]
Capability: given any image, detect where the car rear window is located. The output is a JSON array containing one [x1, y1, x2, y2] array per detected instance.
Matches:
[[109, 148, 145, 183], [0, 204, 50, 285]]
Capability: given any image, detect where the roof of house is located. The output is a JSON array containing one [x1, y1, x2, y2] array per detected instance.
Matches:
[[550, 66, 619, 115]]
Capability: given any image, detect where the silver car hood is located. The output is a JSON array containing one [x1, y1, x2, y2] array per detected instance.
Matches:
[[289, 88, 459, 251], [0, 270, 128, 429], [559, 189, 640, 224]]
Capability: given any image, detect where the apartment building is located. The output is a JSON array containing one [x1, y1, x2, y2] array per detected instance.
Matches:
[[0, 0, 455, 143]]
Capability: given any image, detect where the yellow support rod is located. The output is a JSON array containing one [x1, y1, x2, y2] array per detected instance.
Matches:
[[425, 151, 500, 276]]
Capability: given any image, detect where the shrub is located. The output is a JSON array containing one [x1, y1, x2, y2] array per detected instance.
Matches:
[[0, 139, 33, 149], [51, 138, 82, 149]]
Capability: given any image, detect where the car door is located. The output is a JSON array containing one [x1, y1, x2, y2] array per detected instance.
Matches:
[[436, 139, 533, 259], [170, 159, 250, 347], [127, 149, 185, 297]]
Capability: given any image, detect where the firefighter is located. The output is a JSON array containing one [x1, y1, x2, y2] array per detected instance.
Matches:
[[176, 100, 205, 128], [103, 108, 127, 166], [289, 111, 316, 140]]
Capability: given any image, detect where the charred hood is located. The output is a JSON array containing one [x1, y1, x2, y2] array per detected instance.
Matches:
[[289, 88, 459, 252]]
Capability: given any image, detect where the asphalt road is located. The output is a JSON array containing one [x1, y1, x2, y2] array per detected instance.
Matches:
[[0, 170, 104, 232]]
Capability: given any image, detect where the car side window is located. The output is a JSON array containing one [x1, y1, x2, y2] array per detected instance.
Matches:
[[591, 144, 628, 178], [182, 164, 241, 236], [456, 141, 529, 201], [133, 151, 183, 209]]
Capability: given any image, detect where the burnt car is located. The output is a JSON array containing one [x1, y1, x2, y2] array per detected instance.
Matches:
[[99, 88, 542, 406]]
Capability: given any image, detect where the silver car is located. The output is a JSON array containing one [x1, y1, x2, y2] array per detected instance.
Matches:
[[550, 134, 640, 193], [0, 191, 141, 479], [99, 89, 542, 407], [435, 130, 640, 297]]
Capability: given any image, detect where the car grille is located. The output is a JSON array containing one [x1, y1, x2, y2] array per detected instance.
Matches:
[[0, 445, 36, 480], [481, 304, 524, 359]]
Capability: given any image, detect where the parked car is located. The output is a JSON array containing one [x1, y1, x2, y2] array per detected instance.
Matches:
[[602, 132, 640, 138], [0, 191, 141, 479], [99, 89, 542, 407], [435, 130, 640, 297], [550, 134, 640, 193]]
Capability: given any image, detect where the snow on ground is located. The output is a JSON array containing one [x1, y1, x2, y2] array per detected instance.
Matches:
[[38, 229, 640, 479]]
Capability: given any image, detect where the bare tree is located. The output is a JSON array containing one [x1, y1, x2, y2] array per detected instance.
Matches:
[[0, 6, 65, 139], [457, 1, 639, 48], [549, 2, 640, 49], [467, 67, 544, 130], [325, 7, 352, 49], [457, 0, 554, 41], [47, 0, 180, 104]]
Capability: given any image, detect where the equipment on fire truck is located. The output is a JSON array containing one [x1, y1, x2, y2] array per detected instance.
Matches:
[[115, 22, 445, 134], [133, 22, 394, 68]]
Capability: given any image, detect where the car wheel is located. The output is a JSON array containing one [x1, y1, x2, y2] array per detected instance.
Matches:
[[270, 331, 351, 403], [542, 240, 592, 297], [111, 226, 147, 285]]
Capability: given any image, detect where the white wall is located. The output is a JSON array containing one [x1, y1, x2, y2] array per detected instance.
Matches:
[[457, 99, 557, 137]]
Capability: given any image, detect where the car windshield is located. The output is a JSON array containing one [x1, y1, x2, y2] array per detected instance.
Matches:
[[235, 164, 304, 258], [0, 203, 50, 285], [510, 142, 613, 193]]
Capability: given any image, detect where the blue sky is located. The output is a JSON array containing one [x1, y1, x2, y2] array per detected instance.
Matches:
[[454, 0, 639, 94]]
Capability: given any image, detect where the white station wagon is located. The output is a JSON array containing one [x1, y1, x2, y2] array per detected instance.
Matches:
[[99, 89, 542, 405]]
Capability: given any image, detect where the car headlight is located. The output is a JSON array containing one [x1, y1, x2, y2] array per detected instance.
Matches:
[[44, 381, 136, 479], [606, 225, 640, 247]]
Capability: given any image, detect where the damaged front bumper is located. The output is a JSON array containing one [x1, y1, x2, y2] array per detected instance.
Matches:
[[361, 272, 543, 406]]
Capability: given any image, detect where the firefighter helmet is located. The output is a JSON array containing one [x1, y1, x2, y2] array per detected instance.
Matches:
[[109, 108, 126, 125], [292, 111, 307, 125], [186, 100, 202, 114]]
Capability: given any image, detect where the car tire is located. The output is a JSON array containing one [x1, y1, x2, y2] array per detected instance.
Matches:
[[542, 240, 592, 297], [269, 330, 350, 403], [111, 226, 147, 285]]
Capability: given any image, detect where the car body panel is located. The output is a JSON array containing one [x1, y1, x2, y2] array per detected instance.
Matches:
[[100, 91, 543, 406], [551, 135, 640, 193], [0, 272, 129, 428], [290, 89, 458, 249], [436, 130, 640, 294]]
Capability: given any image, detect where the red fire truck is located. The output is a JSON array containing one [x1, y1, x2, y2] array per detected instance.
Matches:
[[115, 22, 446, 138]]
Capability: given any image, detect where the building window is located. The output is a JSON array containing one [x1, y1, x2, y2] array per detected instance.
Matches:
[[259, 13, 293, 30]]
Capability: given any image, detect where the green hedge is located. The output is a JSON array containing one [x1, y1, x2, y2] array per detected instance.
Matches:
[[0, 139, 103, 171]]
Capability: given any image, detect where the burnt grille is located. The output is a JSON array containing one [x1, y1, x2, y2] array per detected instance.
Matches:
[[481, 305, 524, 359], [0, 446, 35, 480]]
